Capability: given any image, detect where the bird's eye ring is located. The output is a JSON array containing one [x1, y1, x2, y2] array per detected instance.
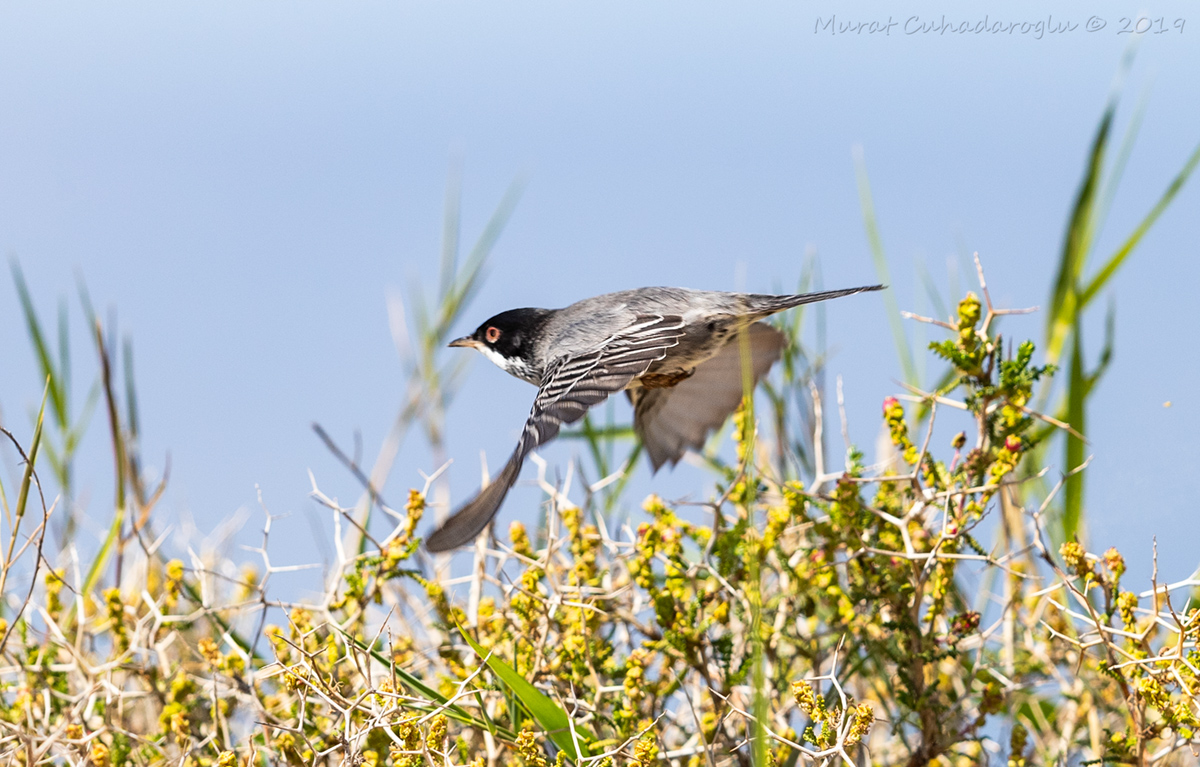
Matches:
[[485, 326, 501, 343]]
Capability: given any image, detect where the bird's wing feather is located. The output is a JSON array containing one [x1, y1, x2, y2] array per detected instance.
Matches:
[[425, 314, 686, 552], [631, 322, 785, 471]]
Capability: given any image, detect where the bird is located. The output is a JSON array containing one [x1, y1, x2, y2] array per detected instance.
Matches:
[[424, 283, 883, 552]]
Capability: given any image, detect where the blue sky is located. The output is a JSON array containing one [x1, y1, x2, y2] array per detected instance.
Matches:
[[2, 1, 1198, 592]]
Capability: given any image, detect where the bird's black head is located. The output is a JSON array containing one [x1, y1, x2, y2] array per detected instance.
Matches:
[[448, 307, 552, 383]]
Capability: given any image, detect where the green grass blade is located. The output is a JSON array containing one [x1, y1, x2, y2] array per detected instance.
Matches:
[[1085, 299, 1116, 399], [1045, 102, 1114, 365], [437, 179, 525, 340], [578, 414, 610, 479], [559, 424, 636, 441], [84, 510, 123, 595], [1090, 87, 1149, 250], [853, 146, 917, 386], [914, 254, 949, 326], [601, 441, 643, 514], [173, 579, 265, 663], [459, 628, 593, 760], [123, 339, 141, 441], [68, 380, 102, 454], [0, 382, 49, 615], [11, 261, 68, 429], [1062, 325, 1087, 541], [14, 382, 49, 522], [329, 624, 508, 737], [41, 440, 66, 490], [1079, 138, 1200, 310], [76, 274, 97, 329], [58, 298, 71, 398], [749, 540, 767, 767]]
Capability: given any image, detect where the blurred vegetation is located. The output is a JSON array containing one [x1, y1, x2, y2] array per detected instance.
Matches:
[[2, 70, 1199, 767], [853, 53, 1200, 546]]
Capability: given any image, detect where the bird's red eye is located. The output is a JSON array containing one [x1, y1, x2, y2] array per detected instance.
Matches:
[[485, 326, 501, 343]]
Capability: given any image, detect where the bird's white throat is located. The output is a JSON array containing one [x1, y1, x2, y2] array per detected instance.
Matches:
[[479, 344, 540, 384]]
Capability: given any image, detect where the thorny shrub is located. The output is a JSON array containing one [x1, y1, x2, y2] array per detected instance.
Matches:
[[2, 279, 1199, 767]]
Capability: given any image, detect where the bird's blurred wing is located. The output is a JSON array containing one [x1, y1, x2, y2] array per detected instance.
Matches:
[[631, 322, 785, 471], [425, 314, 686, 551]]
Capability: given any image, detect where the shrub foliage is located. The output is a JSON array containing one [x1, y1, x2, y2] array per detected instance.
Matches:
[[3, 266, 1200, 767]]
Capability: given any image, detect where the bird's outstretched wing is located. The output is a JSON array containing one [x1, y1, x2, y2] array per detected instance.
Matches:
[[629, 322, 785, 471], [425, 314, 686, 552]]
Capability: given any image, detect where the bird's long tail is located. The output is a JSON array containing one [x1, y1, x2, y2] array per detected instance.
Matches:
[[744, 284, 884, 317], [425, 451, 523, 552]]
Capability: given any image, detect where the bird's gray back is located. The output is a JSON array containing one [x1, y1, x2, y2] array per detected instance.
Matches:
[[540, 287, 755, 360], [543, 287, 740, 344]]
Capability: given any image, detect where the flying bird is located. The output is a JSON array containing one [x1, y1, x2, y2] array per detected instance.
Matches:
[[424, 284, 883, 551]]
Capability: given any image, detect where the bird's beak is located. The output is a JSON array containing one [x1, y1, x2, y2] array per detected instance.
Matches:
[[448, 336, 476, 349]]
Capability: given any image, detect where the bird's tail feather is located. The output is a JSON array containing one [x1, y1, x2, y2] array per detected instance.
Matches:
[[745, 284, 884, 317], [425, 451, 523, 552]]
